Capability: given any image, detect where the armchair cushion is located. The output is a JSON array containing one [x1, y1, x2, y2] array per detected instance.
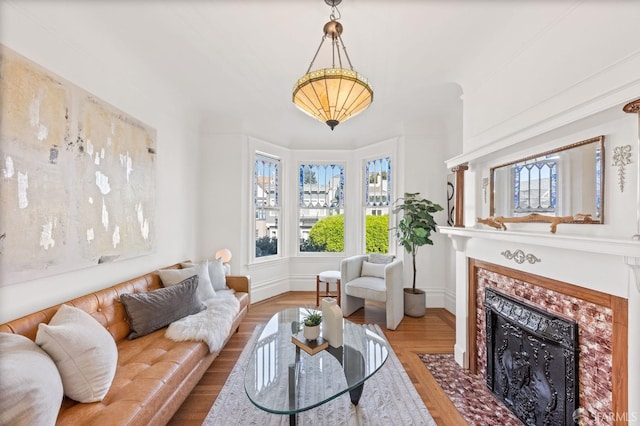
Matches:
[[345, 277, 387, 302]]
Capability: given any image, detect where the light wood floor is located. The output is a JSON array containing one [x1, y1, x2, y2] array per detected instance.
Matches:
[[168, 291, 467, 425]]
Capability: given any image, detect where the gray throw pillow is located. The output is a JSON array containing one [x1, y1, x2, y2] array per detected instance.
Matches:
[[121, 275, 206, 339], [368, 253, 395, 264]]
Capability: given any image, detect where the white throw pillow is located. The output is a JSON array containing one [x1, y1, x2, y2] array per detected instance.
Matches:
[[35, 304, 118, 403], [0, 332, 63, 425], [160, 264, 216, 301], [361, 261, 386, 278], [207, 258, 227, 291]]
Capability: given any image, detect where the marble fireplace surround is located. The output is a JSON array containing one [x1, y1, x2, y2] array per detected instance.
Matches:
[[440, 226, 637, 423], [472, 260, 626, 423]]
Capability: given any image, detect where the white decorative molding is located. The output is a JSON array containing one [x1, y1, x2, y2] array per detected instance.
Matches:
[[454, 344, 468, 369], [482, 177, 489, 203], [446, 234, 471, 252], [624, 256, 640, 293], [439, 226, 640, 258], [612, 144, 632, 192], [500, 249, 542, 265], [449, 53, 640, 168]]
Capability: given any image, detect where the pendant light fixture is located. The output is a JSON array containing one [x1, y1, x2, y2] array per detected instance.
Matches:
[[292, 0, 373, 130]]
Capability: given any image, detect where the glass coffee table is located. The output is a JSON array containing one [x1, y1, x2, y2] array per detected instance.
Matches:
[[244, 307, 389, 425]]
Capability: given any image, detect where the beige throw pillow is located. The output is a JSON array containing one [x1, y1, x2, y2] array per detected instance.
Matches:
[[159, 264, 216, 301], [0, 332, 63, 425], [361, 261, 386, 278], [36, 304, 118, 403]]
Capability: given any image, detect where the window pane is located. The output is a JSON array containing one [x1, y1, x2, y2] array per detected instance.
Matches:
[[255, 153, 280, 258], [299, 163, 344, 253], [512, 159, 556, 215], [364, 157, 391, 253]]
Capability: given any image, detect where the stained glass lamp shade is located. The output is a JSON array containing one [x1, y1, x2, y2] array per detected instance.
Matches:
[[292, 2, 373, 130]]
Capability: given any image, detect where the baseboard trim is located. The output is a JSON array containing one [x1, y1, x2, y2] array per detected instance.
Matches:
[[454, 344, 468, 369]]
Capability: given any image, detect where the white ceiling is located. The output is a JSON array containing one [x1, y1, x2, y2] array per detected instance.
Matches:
[[4, 0, 587, 149]]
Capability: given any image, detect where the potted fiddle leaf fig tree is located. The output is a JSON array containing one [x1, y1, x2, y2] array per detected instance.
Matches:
[[392, 192, 443, 317]]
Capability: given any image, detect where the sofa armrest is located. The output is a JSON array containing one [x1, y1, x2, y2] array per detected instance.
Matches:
[[225, 275, 251, 304]]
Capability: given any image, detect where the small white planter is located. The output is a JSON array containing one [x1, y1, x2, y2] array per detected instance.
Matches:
[[303, 324, 320, 340]]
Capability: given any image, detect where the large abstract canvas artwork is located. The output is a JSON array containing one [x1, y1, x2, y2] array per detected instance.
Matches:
[[0, 44, 156, 286]]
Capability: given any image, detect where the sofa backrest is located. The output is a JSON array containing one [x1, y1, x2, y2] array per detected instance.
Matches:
[[0, 263, 182, 342]]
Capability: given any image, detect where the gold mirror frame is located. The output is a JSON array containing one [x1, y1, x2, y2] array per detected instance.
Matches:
[[489, 135, 605, 225]]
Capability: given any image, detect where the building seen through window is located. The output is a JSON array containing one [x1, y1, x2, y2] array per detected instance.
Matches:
[[298, 163, 345, 253], [254, 153, 280, 258], [364, 157, 391, 253]]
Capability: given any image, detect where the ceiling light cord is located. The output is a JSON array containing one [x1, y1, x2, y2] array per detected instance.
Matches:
[[305, 36, 327, 74], [337, 36, 354, 71]]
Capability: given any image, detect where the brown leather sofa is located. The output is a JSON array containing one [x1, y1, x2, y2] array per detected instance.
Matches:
[[0, 263, 250, 425]]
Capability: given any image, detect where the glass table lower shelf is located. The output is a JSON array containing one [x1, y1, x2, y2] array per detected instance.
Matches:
[[244, 307, 389, 425]]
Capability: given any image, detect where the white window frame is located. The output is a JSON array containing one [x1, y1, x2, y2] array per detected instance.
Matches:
[[362, 155, 393, 254], [297, 161, 346, 256], [253, 151, 281, 261]]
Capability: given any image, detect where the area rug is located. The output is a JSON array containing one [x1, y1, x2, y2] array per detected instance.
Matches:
[[204, 324, 436, 425], [418, 353, 522, 426]]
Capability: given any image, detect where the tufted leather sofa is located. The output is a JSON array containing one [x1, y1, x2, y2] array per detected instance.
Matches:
[[0, 263, 250, 425]]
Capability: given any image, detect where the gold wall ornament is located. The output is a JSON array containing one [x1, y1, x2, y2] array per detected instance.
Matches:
[[623, 98, 640, 114], [476, 213, 595, 234], [612, 145, 632, 192]]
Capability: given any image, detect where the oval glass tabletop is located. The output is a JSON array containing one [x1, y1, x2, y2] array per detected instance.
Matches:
[[244, 307, 389, 416]]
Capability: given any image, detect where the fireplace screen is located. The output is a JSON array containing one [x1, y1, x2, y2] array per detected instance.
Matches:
[[485, 288, 579, 426]]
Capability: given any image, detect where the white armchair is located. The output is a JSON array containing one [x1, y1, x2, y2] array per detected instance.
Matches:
[[340, 254, 404, 330]]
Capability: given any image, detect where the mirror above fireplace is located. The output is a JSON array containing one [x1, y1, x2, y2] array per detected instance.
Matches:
[[490, 135, 605, 223]]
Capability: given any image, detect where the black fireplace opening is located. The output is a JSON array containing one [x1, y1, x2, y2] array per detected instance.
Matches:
[[485, 288, 579, 426]]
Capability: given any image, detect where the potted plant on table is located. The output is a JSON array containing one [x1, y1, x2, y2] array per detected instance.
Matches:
[[302, 309, 323, 341], [392, 192, 443, 317]]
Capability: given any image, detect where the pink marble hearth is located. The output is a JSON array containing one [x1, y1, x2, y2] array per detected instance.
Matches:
[[473, 263, 621, 424]]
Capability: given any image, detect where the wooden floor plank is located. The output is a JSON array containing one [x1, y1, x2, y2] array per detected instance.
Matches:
[[168, 291, 464, 425]]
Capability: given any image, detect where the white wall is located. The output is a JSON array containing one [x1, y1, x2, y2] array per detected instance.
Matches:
[[402, 135, 452, 309], [0, 4, 201, 323], [197, 131, 457, 312], [460, 1, 640, 156]]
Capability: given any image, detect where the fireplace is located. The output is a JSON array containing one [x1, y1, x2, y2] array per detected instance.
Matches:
[[466, 259, 628, 425], [485, 288, 579, 425]]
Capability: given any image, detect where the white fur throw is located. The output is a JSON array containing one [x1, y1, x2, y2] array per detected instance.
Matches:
[[165, 290, 240, 353]]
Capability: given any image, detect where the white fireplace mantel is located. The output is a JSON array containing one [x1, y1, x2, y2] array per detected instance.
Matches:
[[440, 226, 640, 293], [439, 226, 640, 258]]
